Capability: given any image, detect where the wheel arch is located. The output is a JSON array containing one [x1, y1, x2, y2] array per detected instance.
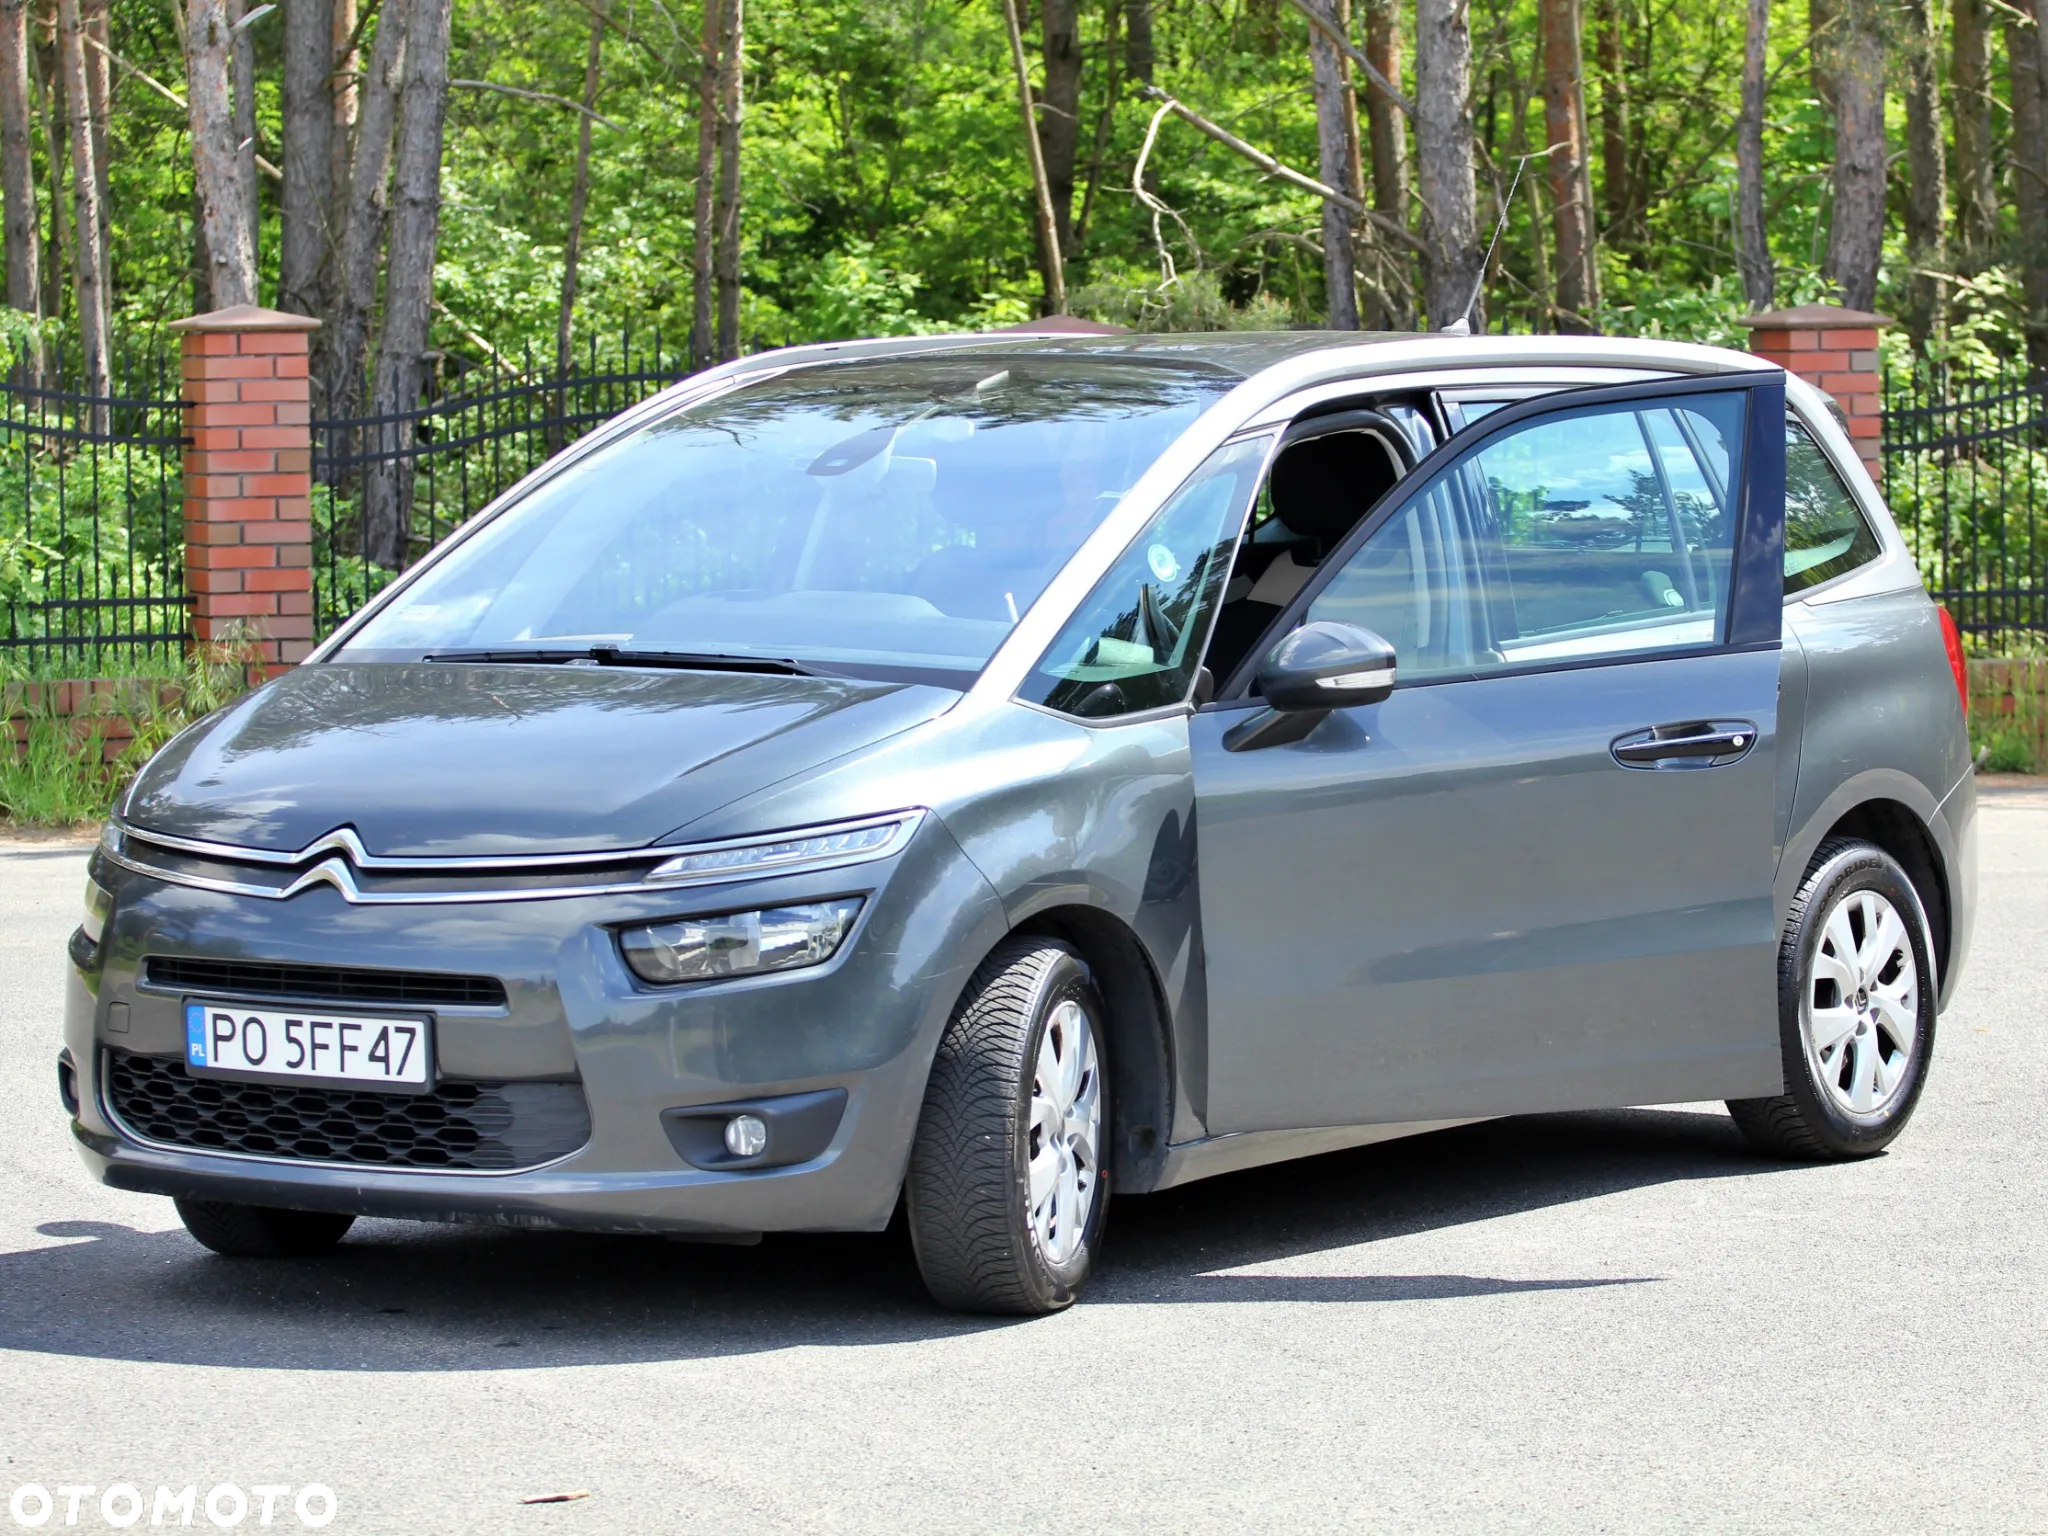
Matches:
[[1006, 905, 1176, 1194], [1798, 793, 1954, 993]]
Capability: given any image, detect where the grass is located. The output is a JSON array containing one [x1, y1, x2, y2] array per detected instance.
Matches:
[[1968, 655, 2048, 775], [0, 627, 259, 829]]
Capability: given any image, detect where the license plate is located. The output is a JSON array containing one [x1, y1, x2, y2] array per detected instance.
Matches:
[[184, 1001, 434, 1091]]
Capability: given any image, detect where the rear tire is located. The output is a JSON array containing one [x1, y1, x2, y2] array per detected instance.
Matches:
[[906, 938, 1111, 1315], [174, 1198, 356, 1258], [1728, 837, 1937, 1160]]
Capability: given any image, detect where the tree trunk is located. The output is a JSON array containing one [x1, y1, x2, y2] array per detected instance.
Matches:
[[2008, 0, 2048, 372], [1809, 0, 1837, 110], [558, 0, 604, 379], [1002, 0, 1066, 313], [56, 0, 105, 412], [1362, 0, 1411, 327], [1541, 0, 1597, 331], [364, 0, 452, 571], [1040, 0, 1082, 259], [1820, 0, 1884, 312], [1074, 0, 1122, 253], [713, 0, 742, 361], [1126, 0, 1153, 82], [280, 0, 334, 318], [1414, 0, 1479, 328], [32, 14, 65, 326], [325, 0, 408, 417], [690, 0, 715, 370], [81, 0, 106, 243], [1593, 0, 1630, 237], [1900, 0, 1946, 349], [331, 0, 358, 200], [1736, 0, 1772, 309], [1306, 0, 1359, 328], [230, 0, 258, 276], [0, 0, 39, 321], [185, 0, 256, 308], [1951, 0, 1997, 263]]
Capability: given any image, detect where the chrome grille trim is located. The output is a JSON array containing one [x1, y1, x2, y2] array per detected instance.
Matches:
[[122, 824, 651, 870], [106, 810, 925, 905]]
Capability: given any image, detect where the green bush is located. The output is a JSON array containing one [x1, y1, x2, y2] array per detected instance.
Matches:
[[0, 627, 259, 829]]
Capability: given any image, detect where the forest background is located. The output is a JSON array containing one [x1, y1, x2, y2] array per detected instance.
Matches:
[[0, 0, 2043, 404]]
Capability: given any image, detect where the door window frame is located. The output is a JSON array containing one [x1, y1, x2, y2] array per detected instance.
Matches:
[[1207, 371, 1787, 702]]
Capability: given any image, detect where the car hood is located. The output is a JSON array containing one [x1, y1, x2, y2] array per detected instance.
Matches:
[[122, 663, 961, 856]]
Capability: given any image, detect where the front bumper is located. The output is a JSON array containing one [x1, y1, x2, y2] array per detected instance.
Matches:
[[67, 817, 1008, 1235]]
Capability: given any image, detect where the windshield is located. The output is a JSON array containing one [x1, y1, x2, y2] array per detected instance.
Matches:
[[338, 355, 1237, 682]]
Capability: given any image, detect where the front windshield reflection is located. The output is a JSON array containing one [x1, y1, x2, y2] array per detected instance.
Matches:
[[340, 356, 1238, 680]]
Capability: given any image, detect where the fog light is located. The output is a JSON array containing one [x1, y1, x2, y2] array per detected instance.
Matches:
[[724, 1114, 768, 1158]]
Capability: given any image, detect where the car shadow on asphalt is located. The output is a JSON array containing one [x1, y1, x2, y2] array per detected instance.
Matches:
[[1, 1105, 1780, 1370]]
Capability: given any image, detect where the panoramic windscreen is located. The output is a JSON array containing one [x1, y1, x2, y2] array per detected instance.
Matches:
[[338, 356, 1237, 681]]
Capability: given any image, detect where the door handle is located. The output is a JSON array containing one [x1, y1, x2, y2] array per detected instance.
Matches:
[[1611, 720, 1757, 767]]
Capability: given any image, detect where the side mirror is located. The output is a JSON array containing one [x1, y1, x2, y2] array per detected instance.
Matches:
[[1223, 621, 1398, 752]]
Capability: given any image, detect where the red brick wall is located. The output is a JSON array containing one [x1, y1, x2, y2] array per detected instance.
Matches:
[[4, 679, 182, 764]]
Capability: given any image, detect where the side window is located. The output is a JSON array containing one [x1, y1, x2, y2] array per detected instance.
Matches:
[[1306, 391, 1748, 680], [1023, 435, 1268, 718], [1784, 417, 1882, 593]]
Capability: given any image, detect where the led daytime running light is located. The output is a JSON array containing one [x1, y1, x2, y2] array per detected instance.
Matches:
[[646, 812, 921, 886]]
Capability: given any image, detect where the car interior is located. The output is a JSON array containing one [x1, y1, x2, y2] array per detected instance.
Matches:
[[1202, 407, 1413, 684]]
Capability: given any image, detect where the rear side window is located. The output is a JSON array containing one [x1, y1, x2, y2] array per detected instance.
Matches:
[[1784, 419, 1882, 593]]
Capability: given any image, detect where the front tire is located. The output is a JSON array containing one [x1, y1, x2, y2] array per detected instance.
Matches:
[[1728, 837, 1937, 1160], [906, 938, 1110, 1315], [174, 1199, 356, 1258]]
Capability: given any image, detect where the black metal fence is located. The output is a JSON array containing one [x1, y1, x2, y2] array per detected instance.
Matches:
[[312, 331, 687, 636], [0, 343, 188, 674], [17, 331, 2043, 670], [1883, 367, 2048, 636]]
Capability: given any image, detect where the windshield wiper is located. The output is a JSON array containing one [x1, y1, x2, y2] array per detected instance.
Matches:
[[423, 646, 818, 676]]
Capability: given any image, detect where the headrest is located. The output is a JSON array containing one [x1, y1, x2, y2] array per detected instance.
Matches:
[[1269, 431, 1400, 545]]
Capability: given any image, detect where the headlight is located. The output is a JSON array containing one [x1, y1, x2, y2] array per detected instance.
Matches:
[[645, 812, 922, 886], [619, 899, 863, 985]]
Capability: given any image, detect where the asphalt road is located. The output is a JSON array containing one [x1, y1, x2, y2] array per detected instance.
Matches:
[[2, 794, 2043, 1535]]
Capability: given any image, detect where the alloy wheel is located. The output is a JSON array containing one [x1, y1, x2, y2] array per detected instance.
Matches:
[[1026, 999, 1102, 1265], [1804, 887, 1918, 1116]]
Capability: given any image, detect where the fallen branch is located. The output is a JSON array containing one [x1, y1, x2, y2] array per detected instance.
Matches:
[[1135, 85, 1427, 257], [1132, 98, 1203, 287], [452, 79, 622, 131], [1280, 0, 1415, 121], [431, 301, 522, 373], [84, 31, 282, 181]]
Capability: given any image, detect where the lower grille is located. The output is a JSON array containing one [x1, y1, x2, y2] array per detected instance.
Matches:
[[144, 955, 507, 1009], [106, 1051, 589, 1171]]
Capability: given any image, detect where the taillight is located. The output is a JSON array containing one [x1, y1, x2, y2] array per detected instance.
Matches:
[[1938, 606, 1969, 717]]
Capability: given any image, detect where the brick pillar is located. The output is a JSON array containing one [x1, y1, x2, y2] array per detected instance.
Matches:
[[1740, 303, 1892, 483], [169, 304, 320, 677]]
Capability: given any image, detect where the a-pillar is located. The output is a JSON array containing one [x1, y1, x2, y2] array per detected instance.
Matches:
[[170, 304, 320, 677], [1739, 303, 1892, 483]]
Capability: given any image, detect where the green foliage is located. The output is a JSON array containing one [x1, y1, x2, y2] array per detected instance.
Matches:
[[23, 0, 2034, 358], [1975, 723, 2036, 774]]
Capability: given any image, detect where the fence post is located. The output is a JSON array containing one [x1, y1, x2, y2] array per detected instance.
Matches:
[[168, 304, 320, 678], [1739, 304, 1892, 483]]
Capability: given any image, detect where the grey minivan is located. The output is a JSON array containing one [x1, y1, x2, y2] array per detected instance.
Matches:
[[63, 332, 1976, 1315]]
